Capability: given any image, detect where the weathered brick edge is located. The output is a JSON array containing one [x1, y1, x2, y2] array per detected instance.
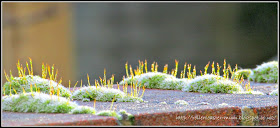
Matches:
[[132, 107, 242, 126], [254, 105, 278, 126], [31, 117, 118, 126]]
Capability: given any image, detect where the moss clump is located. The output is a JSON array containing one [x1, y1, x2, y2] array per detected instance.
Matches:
[[96, 110, 122, 120], [248, 61, 278, 83], [174, 100, 189, 105], [3, 75, 71, 98], [96, 110, 133, 121], [69, 106, 96, 114], [119, 72, 187, 90], [232, 69, 252, 80], [182, 74, 244, 93], [269, 89, 278, 96], [71, 86, 143, 102], [2, 92, 78, 113]]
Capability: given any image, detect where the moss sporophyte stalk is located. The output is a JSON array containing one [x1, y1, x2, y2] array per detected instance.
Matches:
[[119, 59, 266, 95]]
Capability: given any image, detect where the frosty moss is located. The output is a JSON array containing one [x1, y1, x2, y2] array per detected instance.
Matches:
[[232, 69, 252, 80], [269, 89, 278, 96], [71, 86, 143, 102], [248, 61, 278, 83], [182, 74, 244, 93], [2, 92, 78, 113], [97, 110, 133, 120], [174, 100, 189, 105], [119, 72, 188, 90], [3, 75, 71, 98], [69, 106, 96, 114]]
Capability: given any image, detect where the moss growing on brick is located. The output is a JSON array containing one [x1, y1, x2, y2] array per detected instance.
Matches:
[[182, 74, 244, 93], [248, 61, 278, 83], [232, 69, 252, 80], [3, 75, 71, 98], [269, 89, 278, 96], [2, 92, 78, 113], [69, 106, 96, 114], [71, 86, 143, 102], [119, 72, 188, 90]]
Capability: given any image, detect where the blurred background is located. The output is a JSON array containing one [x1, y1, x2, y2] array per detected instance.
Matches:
[[2, 2, 278, 86]]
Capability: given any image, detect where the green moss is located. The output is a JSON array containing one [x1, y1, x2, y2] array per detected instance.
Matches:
[[232, 69, 252, 80], [248, 61, 278, 83], [3, 75, 71, 98], [71, 86, 143, 102], [96, 110, 122, 120], [2, 92, 78, 113], [70, 106, 96, 114], [182, 74, 244, 94]]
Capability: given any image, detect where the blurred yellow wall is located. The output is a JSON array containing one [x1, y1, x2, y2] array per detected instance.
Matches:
[[2, 3, 76, 86]]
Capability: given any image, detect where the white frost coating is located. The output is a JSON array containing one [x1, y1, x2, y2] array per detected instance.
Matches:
[[119, 72, 188, 90], [4, 75, 71, 98], [269, 89, 278, 96], [174, 100, 189, 105], [254, 61, 278, 72], [71, 86, 143, 102], [2, 92, 78, 113], [233, 90, 265, 95]]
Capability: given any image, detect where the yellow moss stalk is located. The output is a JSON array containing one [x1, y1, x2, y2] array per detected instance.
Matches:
[[69, 80, 71, 91], [183, 62, 187, 78], [130, 65, 134, 77], [26, 61, 31, 75], [217, 63, 221, 76], [145, 60, 148, 73], [140, 86, 145, 98], [151, 63, 155, 72], [22, 87, 26, 94], [180, 71, 183, 78], [3, 87, 6, 96], [187, 64, 192, 79], [204, 62, 210, 75], [9, 83, 12, 96], [193, 66, 196, 78], [110, 96, 116, 111], [87, 74, 91, 87], [163, 64, 168, 74], [16, 60, 22, 77], [155, 62, 158, 72], [174, 60, 178, 77], [80, 79, 83, 88], [4, 70, 10, 82], [94, 99, 96, 109], [13, 87, 17, 94], [125, 62, 129, 78], [103, 68, 107, 85], [34, 83, 38, 92], [54, 69, 58, 82], [223, 59, 227, 79], [200, 70, 203, 76], [117, 82, 120, 90], [29, 57, 33, 76], [211, 61, 215, 75]]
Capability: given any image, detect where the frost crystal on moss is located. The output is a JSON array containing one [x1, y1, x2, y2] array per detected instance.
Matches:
[[96, 110, 122, 120], [69, 106, 96, 114], [248, 61, 278, 83], [119, 72, 188, 90], [71, 86, 143, 102], [232, 69, 252, 80], [2, 92, 78, 113], [174, 100, 189, 105], [3, 75, 71, 98], [182, 74, 244, 94], [269, 89, 278, 96]]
